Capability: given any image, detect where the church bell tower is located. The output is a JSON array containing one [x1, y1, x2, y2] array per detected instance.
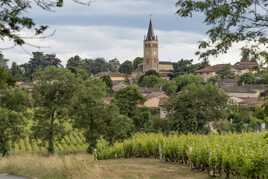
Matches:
[[143, 19, 159, 72]]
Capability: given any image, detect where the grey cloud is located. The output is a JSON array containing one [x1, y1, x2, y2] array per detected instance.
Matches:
[[2, 25, 206, 65]]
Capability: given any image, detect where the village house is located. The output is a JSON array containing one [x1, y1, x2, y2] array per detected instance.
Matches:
[[196, 59, 259, 81], [220, 84, 266, 107], [195, 64, 234, 81], [106, 19, 265, 110], [233, 59, 259, 75], [141, 91, 169, 119]]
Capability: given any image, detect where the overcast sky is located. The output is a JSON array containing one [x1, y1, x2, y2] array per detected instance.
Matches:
[[1, 0, 242, 65]]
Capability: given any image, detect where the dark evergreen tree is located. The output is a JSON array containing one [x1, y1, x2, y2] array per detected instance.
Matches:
[[119, 60, 133, 74]]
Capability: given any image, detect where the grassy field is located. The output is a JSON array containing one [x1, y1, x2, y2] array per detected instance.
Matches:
[[0, 154, 215, 179]]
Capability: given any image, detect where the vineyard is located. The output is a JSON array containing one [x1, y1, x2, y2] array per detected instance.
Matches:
[[10, 132, 87, 154], [96, 133, 268, 178]]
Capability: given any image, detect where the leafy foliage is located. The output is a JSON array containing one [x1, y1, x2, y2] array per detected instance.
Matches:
[[0, 54, 9, 69], [96, 133, 268, 178], [0, 67, 14, 88], [238, 72, 256, 85], [89, 58, 109, 74], [0, 0, 92, 46], [0, 87, 28, 156], [138, 70, 161, 86], [108, 58, 120, 72], [32, 67, 77, 154], [106, 108, 135, 143], [21, 52, 62, 80], [70, 77, 107, 152], [119, 60, 133, 74], [71, 79, 134, 151], [168, 83, 228, 133], [139, 75, 162, 88], [133, 57, 143, 70], [10, 62, 24, 81], [162, 80, 177, 95], [113, 85, 145, 118], [132, 107, 152, 132], [176, 0, 268, 59], [174, 74, 204, 92], [66, 55, 88, 75], [173, 59, 203, 77], [100, 75, 113, 93], [216, 64, 235, 79]]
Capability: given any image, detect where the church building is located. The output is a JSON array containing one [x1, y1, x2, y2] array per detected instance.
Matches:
[[143, 19, 174, 77]]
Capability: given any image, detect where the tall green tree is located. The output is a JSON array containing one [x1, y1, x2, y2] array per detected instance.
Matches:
[[22, 52, 62, 80], [133, 57, 143, 70], [91, 58, 109, 74], [238, 73, 256, 85], [176, 0, 268, 60], [216, 64, 236, 79], [0, 87, 28, 156], [32, 67, 77, 154], [10, 62, 24, 81], [108, 58, 120, 72], [100, 75, 113, 93], [0, 67, 14, 88], [132, 107, 151, 131], [139, 75, 162, 88], [71, 77, 106, 152], [119, 60, 133, 74], [173, 59, 196, 76], [113, 85, 145, 118], [66, 55, 88, 75], [138, 70, 161, 85], [0, 54, 9, 69], [107, 111, 135, 143], [71, 79, 134, 151], [168, 83, 228, 133], [162, 80, 177, 95], [174, 74, 204, 92]]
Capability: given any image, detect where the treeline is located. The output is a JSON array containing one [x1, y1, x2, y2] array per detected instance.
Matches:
[[1, 52, 268, 157], [3, 51, 208, 82], [138, 71, 268, 134], [3, 52, 144, 81], [0, 65, 146, 155]]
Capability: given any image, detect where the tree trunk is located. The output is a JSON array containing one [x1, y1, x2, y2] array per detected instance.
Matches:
[[0, 138, 8, 157], [48, 136, 55, 154]]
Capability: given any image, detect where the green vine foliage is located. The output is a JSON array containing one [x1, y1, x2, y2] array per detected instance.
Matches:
[[96, 133, 268, 178]]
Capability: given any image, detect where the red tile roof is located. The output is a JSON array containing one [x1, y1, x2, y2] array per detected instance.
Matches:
[[234, 60, 258, 70], [196, 64, 226, 73]]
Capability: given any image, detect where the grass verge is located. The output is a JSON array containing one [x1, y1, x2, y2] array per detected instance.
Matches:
[[0, 154, 215, 179]]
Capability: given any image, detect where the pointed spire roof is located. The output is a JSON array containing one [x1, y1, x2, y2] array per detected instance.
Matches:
[[146, 19, 156, 41]]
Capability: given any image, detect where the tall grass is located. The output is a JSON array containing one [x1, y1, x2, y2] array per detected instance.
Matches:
[[0, 154, 97, 179], [96, 132, 268, 178]]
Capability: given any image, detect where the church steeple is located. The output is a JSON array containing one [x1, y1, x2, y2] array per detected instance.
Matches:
[[146, 19, 157, 41], [143, 18, 159, 72]]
